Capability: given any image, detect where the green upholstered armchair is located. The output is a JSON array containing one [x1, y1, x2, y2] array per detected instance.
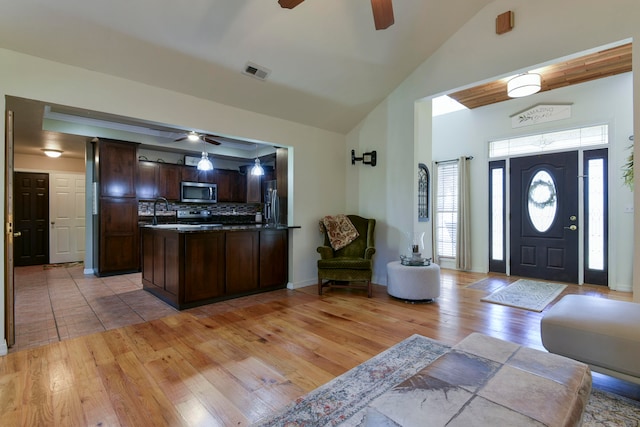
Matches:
[[317, 215, 376, 297]]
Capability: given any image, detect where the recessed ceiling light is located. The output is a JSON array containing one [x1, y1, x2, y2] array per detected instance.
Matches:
[[42, 149, 63, 158]]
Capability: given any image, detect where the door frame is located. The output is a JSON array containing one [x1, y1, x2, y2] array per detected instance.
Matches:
[[4, 110, 15, 350]]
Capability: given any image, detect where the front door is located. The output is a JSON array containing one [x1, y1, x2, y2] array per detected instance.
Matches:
[[510, 151, 579, 283], [14, 172, 49, 266]]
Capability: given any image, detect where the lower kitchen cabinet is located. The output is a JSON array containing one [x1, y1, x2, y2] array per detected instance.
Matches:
[[226, 231, 259, 294], [259, 229, 288, 288], [141, 227, 288, 309], [184, 233, 225, 302], [99, 197, 139, 275]]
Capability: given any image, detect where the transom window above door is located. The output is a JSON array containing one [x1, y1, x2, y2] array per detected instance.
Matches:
[[489, 124, 608, 158]]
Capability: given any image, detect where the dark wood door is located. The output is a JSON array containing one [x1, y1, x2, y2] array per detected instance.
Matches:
[[510, 151, 579, 282], [14, 172, 49, 266]]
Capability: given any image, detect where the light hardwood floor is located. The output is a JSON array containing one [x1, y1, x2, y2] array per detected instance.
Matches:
[[1, 269, 637, 426]]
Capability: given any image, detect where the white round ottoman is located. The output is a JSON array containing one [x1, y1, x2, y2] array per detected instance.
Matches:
[[386, 260, 440, 301]]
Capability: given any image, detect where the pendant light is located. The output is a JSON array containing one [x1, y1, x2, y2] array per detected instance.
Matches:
[[250, 144, 264, 176], [197, 138, 213, 171]]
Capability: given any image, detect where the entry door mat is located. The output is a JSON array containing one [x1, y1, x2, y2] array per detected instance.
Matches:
[[251, 334, 640, 426], [481, 279, 567, 312]]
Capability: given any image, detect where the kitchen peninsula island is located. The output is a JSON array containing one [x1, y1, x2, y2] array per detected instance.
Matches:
[[141, 224, 296, 309]]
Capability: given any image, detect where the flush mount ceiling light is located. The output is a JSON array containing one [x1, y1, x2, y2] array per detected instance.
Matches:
[[196, 139, 213, 171], [507, 73, 542, 98], [42, 149, 63, 158], [251, 144, 264, 176]]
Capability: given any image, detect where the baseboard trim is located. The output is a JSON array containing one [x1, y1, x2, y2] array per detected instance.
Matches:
[[0, 339, 8, 356]]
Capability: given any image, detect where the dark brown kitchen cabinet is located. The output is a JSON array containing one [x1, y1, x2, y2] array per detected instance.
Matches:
[[98, 197, 139, 274], [157, 164, 181, 200], [259, 229, 288, 288], [98, 139, 137, 198], [94, 139, 140, 276], [225, 231, 259, 294], [142, 228, 289, 309], [141, 229, 179, 296], [137, 161, 181, 200], [184, 233, 225, 302], [137, 161, 158, 200], [216, 169, 246, 202], [181, 165, 217, 184]]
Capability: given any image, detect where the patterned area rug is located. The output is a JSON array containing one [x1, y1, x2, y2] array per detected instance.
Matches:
[[480, 279, 567, 312], [252, 335, 640, 426]]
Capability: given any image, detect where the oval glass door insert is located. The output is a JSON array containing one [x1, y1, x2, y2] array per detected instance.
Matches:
[[528, 170, 557, 232]]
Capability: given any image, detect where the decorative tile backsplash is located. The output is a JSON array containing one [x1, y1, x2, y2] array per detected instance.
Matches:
[[138, 202, 262, 216]]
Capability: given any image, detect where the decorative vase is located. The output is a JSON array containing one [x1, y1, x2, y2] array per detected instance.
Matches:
[[406, 231, 425, 259]]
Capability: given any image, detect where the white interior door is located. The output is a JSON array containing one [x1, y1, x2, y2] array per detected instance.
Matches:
[[50, 173, 85, 264]]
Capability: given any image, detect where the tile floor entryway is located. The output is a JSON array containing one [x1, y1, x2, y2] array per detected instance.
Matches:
[[12, 264, 178, 353], [12, 263, 297, 353]]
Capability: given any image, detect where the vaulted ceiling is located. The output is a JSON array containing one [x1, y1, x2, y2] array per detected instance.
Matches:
[[0, 0, 494, 134]]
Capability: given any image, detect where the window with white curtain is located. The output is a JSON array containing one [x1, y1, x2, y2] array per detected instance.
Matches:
[[435, 162, 458, 258]]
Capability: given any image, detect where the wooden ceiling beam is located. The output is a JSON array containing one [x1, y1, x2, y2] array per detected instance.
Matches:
[[448, 43, 632, 110]]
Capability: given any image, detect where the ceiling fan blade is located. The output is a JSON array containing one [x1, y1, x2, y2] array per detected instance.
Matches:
[[371, 0, 394, 30], [278, 0, 304, 9], [203, 136, 222, 145], [174, 136, 188, 142]]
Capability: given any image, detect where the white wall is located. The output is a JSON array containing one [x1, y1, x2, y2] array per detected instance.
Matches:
[[0, 48, 347, 353], [347, 0, 640, 296], [433, 73, 634, 290]]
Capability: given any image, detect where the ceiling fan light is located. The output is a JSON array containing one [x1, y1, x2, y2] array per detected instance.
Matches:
[[251, 158, 265, 176], [42, 149, 63, 158], [187, 132, 200, 142], [197, 152, 214, 171], [507, 73, 541, 98]]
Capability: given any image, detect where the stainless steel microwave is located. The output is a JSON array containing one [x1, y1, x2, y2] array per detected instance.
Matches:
[[180, 181, 217, 203]]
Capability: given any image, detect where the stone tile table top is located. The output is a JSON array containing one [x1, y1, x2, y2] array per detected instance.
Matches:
[[365, 332, 592, 427]]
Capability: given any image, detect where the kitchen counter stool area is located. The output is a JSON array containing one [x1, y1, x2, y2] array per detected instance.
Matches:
[[141, 226, 290, 309]]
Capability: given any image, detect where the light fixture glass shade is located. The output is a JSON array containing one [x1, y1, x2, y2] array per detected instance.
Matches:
[[251, 158, 264, 176], [42, 149, 63, 158], [507, 73, 541, 98], [197, 152, 213, 171], [187, 131, 200, 142]]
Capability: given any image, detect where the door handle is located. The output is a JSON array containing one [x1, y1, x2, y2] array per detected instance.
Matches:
[[564, 225, 578, 231], [13, 232, 21, 237]]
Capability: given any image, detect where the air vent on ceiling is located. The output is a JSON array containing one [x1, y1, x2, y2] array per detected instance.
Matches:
[[242, 62, 271, 81]]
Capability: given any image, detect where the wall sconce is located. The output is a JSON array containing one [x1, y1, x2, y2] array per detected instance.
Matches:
[[351, 149, 377, 167]]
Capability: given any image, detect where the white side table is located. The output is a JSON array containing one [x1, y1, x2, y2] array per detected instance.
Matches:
[[386, 260, 440, 301]]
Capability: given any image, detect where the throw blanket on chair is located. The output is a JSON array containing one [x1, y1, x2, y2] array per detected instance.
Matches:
[[320, 214, 359, 250]]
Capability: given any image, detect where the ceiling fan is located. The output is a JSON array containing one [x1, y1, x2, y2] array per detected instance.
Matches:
[[278, 0, 394, 30], [174, 131, 221, 145]]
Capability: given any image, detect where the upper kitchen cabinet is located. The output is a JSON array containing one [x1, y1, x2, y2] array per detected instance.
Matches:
[[180, 165, 216, 184], [216, 169, 246, 203], [137, 161, 181, 201], [96, 139, 137, 198]]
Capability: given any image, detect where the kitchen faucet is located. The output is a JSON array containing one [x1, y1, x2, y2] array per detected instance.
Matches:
[[152, 197, 169, 225]]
